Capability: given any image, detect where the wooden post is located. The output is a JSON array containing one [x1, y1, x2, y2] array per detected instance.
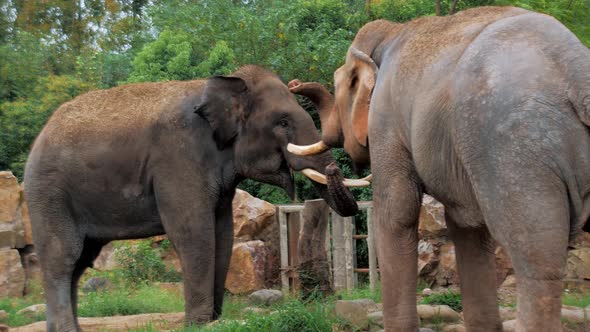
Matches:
[[279, 209, 289, 294], [297, 199, 332, 298], [367, 206, 378, 292], [332, 214, 355, 291], [287, 211, 302, 292]]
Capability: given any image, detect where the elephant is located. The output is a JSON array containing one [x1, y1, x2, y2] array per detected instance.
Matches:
[[288, 6, 590, 332], [23, 65, 367, 331]]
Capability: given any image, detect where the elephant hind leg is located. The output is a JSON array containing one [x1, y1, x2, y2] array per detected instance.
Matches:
[[29, 204, 84, 332], [474, 179, 569, 332], [445, 209, 502, 332], [71, 239, 106, 319]]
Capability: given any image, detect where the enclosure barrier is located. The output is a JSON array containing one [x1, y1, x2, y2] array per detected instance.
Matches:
[[276, 201, 377, 293]]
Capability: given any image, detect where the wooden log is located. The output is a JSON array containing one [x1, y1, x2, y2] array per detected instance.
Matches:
[[297, 199, 332, 298]]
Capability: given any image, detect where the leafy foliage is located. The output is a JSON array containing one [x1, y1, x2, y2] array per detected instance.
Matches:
[[114, 239, 181, 284], [421, 290, 463, 312]]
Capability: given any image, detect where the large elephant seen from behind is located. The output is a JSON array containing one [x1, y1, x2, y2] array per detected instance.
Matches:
[[24, 65, 364, 332], [289, 7, 590, 332]]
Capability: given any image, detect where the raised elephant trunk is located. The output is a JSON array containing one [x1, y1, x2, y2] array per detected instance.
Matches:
[[288, 79, 372, 187], [288, 79, 343, 149]]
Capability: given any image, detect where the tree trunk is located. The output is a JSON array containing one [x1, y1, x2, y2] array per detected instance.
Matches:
[[435, 0, 441, 16], [297, 199, 332, 299], [449, 0, 460, 15]]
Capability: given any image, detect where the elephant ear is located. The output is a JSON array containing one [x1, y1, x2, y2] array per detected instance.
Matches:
[[195, 76, 249, 150], [349, 47, 378, 147]]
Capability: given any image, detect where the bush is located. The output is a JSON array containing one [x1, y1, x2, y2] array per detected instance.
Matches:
[[114, 239, 181, 285], [421, 290, 463, 312]]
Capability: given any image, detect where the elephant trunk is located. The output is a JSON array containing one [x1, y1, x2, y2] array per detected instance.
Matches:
[[288, 80, 342, 148]]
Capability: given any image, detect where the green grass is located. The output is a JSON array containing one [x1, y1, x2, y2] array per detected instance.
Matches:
[[563, 292, 590, 308], [420, 290, 463, 312], [77, 283, 185, 317]]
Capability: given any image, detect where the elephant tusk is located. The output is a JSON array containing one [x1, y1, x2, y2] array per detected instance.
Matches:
[[301, 168, 371, 187], [287, 141, 330, 156]]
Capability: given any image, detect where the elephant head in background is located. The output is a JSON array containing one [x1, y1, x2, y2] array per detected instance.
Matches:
[[289, 6, 590, 332], [24, 65, 363, 331]]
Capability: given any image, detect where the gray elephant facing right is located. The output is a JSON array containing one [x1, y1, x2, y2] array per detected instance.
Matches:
[[289, 6, 590, 332]]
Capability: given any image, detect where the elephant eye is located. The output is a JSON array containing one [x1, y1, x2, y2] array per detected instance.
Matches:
[[350, 76, 358, 89], [279, 119, 289, 128]]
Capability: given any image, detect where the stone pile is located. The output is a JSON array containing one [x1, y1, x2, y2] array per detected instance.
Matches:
[[334, 297, 590, 332], [0, 171, 40, 298], [417, 194, 590, 288]]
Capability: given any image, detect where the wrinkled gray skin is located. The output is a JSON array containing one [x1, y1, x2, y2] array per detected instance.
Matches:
[[306, 7, 590, 332], [24, 65, 358, 331]]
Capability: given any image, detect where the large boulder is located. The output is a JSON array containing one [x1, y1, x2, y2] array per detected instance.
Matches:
[[494, 246, 513, 285], [334, 299, 380, 329], [225, 240, 268, 294], [93, 242, 121, 271], [0, 171, 25, 249], [417, 239, 439, 277], [566, 248, 590, 279], [418, 195, 446, 239], [232, 189, 276, 241], [0, 248, 25, 297]]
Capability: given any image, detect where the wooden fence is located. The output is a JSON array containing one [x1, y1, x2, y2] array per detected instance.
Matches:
[[276, 201, 377, 293]]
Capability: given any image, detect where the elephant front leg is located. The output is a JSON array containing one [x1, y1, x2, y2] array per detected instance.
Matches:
[[373, 168, 423, 331], [213, 196, 235, 320], [155, 182, 217, 325]]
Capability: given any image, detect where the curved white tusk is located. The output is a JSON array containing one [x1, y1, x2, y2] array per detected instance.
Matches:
[[361, 174, 373, 182], [287, 141, 329, 156], [301, 168, 371, 187]]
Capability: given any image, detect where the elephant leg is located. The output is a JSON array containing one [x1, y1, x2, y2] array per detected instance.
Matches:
[[373, 162, 423, 331], [474, 177, 569, 332], [30, 207, 83, 332], [212, 196, 235, 320], [445, 210, 502, 331], [155, 178, 217, 325], [71, 239, 105, 320]]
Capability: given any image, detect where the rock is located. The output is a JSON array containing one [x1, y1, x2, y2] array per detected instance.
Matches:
[[0, 324, 8, 332], [502, 319, 516, 332], [232, 189, 276, 240], [242, 307, 271, 315], [334, 299, 379, 329], [422, 288, 433, 296], [567, 248, 590, 279], [494, 246, 513, 285], [0, 248, 25, 297], [225, 240, 268, 294], [11, 312, 185, 332], [93, 242, 121, 271], [500, 274, 517, 288], [0, 309, 7, 320], [0, 171, 25, 249], [367, 311, 383, 331], [232, 189, 280, 286], [561, 307, 589, 323], [571, 232, 590, 248], [81, 277, 113, 293], [417, 240, 439, 277], [499, 306, 517, 321], [418, 195, 446, 238], [17, 304, 46, 319], [417, 304, 460, 323], [0, 171, 20, 225], [436, 243, 459, 286], [19, 183, 33, 245], [248, 289, 283, 306], [441, 324, 466, 332]]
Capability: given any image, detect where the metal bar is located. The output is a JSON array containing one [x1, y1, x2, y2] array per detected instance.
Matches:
[[352, 234, 368, 239], [354, 268, 381, 273]]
